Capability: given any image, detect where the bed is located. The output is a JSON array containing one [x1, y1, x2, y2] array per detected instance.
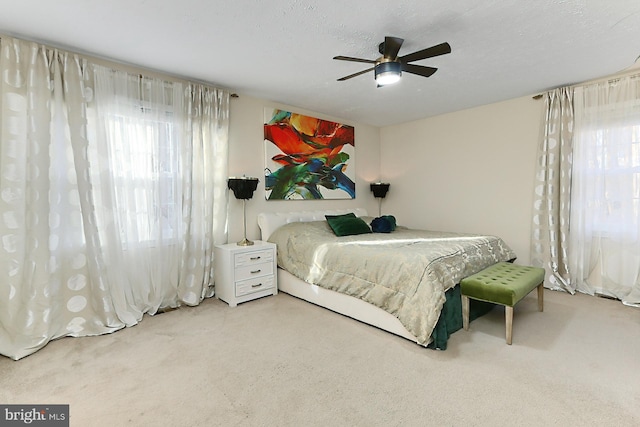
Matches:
[[257, 209, 516, 349]]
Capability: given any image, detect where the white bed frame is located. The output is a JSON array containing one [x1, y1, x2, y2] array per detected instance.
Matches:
[[257, 209, 419, 344]]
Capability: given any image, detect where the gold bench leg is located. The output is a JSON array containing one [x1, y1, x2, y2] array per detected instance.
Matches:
[[462, 295, 470, 330], [505, 306, 513, 345], [537, 283, 544, 312]]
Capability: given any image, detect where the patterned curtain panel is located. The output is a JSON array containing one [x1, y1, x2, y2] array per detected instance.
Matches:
[[530, 88, 574, 292], [0, 37, 229, 360]]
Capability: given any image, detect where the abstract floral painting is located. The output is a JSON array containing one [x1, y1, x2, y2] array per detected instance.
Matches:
[[264, 108, 355, 200]]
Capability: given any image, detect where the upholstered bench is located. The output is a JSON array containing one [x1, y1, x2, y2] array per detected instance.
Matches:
[[460, 262, 545, 345]]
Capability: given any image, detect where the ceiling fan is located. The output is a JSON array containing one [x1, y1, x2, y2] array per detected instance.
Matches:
[[333, 36, 451, 86]]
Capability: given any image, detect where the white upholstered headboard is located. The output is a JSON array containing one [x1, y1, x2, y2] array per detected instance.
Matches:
[[257, 208, 368, 240]]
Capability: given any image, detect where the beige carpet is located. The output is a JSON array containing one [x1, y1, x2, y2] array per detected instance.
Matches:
[[1, 289, 639, 426]]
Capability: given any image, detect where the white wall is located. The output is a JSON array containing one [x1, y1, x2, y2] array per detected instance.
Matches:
[[227, 94, 381, 243], [229, 92, 544, 264], [379, 95, 544, 264]]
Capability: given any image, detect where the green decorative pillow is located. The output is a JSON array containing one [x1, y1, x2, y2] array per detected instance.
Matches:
[[325, 213, 372, 237]]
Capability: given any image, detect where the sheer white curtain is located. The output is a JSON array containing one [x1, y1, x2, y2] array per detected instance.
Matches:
[[570, 75, 640, 306], [0, 37, 229, 360]]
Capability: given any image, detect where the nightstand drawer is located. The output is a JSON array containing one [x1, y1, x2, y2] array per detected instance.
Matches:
[[235, 261, 273, 281], [235, 249, 273, 267], [236, 275, 275, 297]]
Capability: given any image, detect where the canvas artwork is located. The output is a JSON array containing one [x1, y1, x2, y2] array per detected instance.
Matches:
[[264, 108, 355, 200]]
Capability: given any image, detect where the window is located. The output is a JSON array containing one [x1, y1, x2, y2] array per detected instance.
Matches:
[[106, 107, 181, 245], [574, 117, 640, 236]]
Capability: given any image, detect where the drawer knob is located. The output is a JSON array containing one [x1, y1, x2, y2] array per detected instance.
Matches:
[[250, 269, 261, 274], [250, 256, 261, 260], [251, 283, 262, 288]]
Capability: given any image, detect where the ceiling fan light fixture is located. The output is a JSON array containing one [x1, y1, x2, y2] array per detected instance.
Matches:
[[334, 38, 450, 84], [375, 61, 401, 85]]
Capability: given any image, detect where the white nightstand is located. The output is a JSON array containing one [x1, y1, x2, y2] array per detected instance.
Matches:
[[214, 240, 277, 307]]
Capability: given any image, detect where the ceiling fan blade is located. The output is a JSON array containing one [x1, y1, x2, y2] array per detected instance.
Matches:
[[333, 55, 376, 64], [400, 42, 451, 63], [337, 67, 375, 81], [401, 63, 438, 78], [382, 36, 404, 59]]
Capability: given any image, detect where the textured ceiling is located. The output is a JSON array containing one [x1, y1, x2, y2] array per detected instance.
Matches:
[[1, 0, 640, 127]]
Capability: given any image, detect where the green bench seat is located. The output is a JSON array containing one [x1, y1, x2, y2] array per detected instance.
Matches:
[[460, 262, 545, 345]]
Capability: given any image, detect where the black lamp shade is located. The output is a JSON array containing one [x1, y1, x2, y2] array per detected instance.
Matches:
[[370, 182, 390, 198], [228, 177, 259, 199]]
